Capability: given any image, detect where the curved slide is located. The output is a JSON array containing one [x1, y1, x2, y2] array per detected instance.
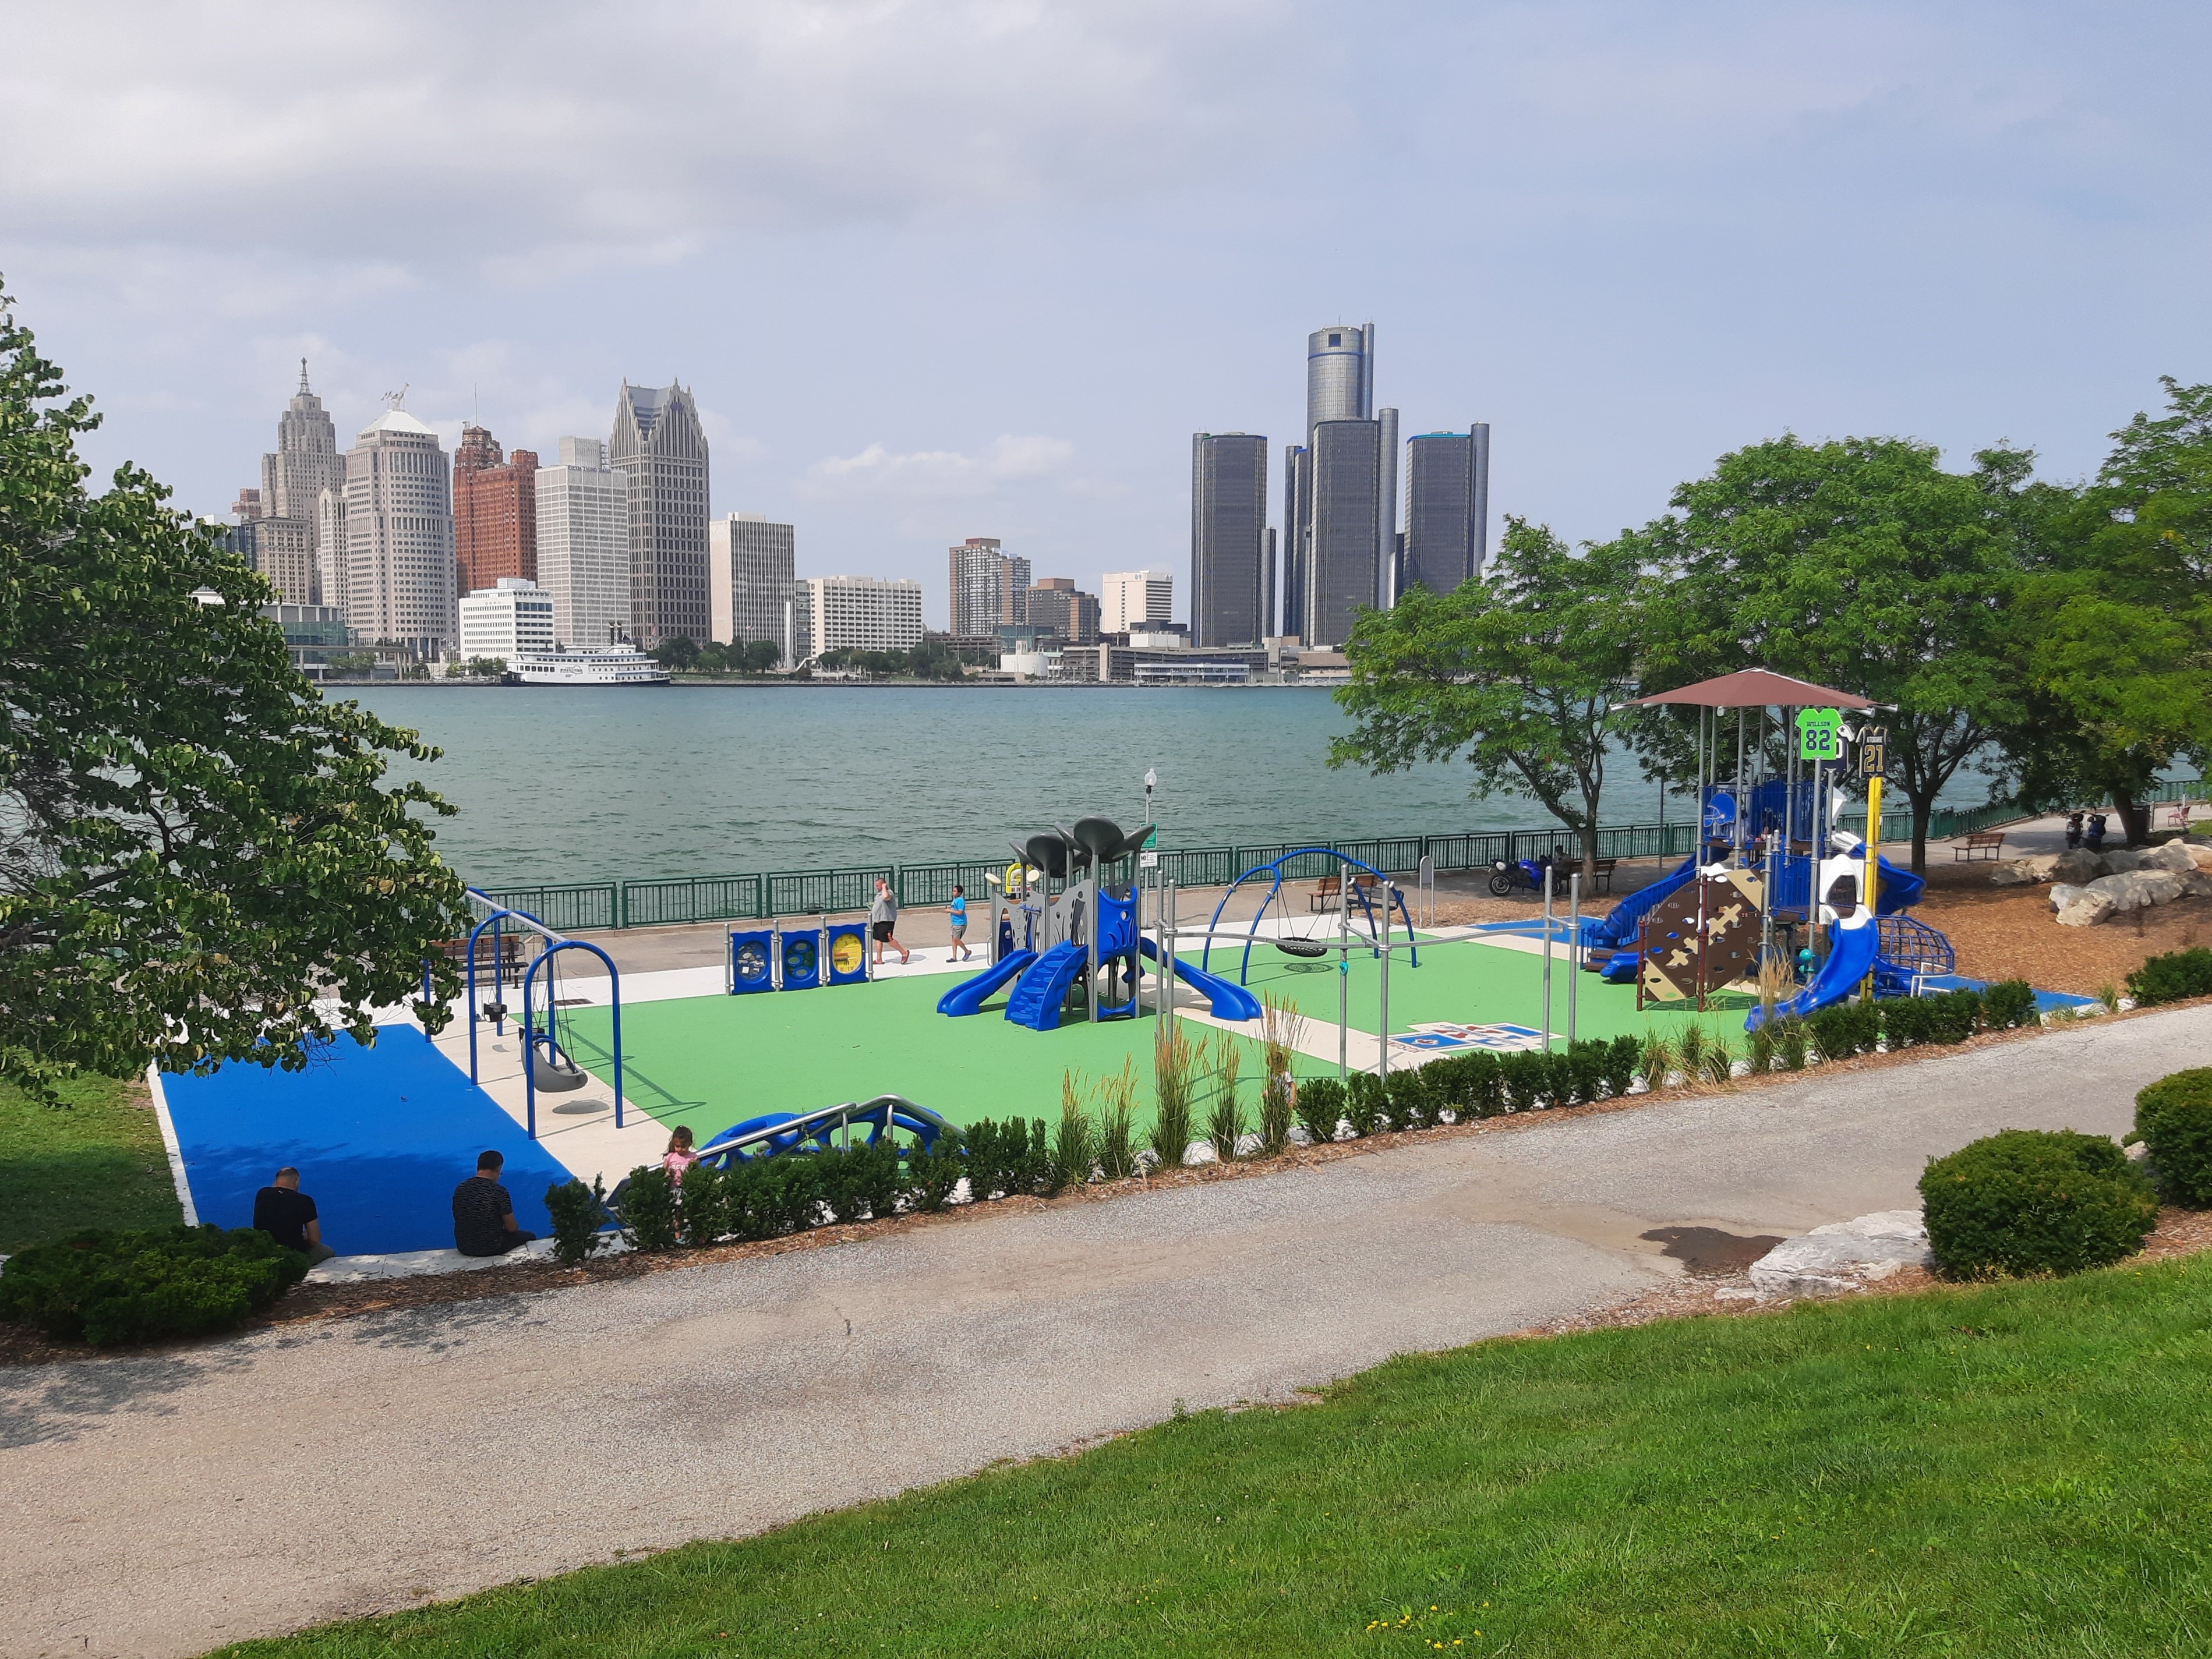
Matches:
[[1005, 943, 1088, 1031], [937, 949, 1036, 1017], [1139, 937, 1263, 1023], [1582, 856, 1697, 953], [1745, 913, 1878, 1030]]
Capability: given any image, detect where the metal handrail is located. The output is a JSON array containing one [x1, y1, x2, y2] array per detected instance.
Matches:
[[692, 1093, 957, 1165]]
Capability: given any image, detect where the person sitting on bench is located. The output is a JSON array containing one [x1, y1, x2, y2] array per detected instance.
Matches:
[[453, 1150, 537, 1257], [253, 1166, 336, 1265]]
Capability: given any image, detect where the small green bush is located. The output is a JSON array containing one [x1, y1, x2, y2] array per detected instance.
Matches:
[[1880, 996, 1932, 1050], [1563, 1041, 1608, 1105], [617, 1165, 682, 1251], [1384, 1067, 1434, 1131], [1295, 1076, 1346, 1144], [907, 1134, 969, 1209], [1920, 1129, 2158, 1279], [545, 1176, 612, 1264], [675, 1164, 729, 1247], [1808, 1000, 1879, 1060], [1426, 1050, 1505, 1117], [1500, 1050, 1551, 1112], [1924, 988, 1985, 1044], [2127, 947, 2212, 1007], [1345, 1072, 1387, 1137], [1981, 979, 2038, 1030], [2133, 1069, 2212, 1207], [0, 1225, 308, 1346]]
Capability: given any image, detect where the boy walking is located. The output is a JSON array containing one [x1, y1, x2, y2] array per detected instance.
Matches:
[[948, 885, 973, 961]]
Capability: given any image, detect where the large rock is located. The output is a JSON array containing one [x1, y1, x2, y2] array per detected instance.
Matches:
[[2056, 885, 2116, 926], [1748, 1209, 1932, 1297], [2103, 869, 2186, 911], [1991, 854, 2059, 885], [2097, 848, 2146, 873], [2182, 841, 2212, 873], [2052, 848, 2104, 885], [2143, 839, 2200, 873]]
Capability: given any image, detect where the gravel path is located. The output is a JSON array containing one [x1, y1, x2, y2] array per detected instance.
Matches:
[[5, 1005, 2204, 1659]]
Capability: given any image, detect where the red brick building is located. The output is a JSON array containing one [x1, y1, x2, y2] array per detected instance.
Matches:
[[453, 425, 538, 596]]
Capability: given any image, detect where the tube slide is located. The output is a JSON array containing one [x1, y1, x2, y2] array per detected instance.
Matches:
[[1582, 856, 1697, 953], [937, 949, 1036, 1017], [1139, 937, 1262, 1023], [1745, 914, 1878, 1030]]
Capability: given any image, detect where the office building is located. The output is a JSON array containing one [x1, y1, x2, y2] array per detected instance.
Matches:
[[457, 576, 557, 665], [1101, 568, 1174, 635], [1189, 433, 1268, 646], [1402, 425, 1491, 594], [453, 425, 538, 596], [235, 515, 317, 607], [259, 362, 348, 600], [610, 381, 710, 646], [1022, 577, 1100, 645], [259, 600, 351, 681], [1284, 324, 1398, 646], [341, 406, 455, 657], [948, 537, 1031, 635], [536, 437, 631, 649], [795, 575, 924, 660], [710, 512, 796, 662], [315, 484, 348, 619]]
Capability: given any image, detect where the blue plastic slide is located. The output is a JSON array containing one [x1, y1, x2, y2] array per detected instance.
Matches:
[[1005, 942, 1089, 1030], [1745, 915, 1879, 1030], [936, 949, 1036, 1017], [1582, 856, 1698, 953], [1139, 937, 1263, 1023]]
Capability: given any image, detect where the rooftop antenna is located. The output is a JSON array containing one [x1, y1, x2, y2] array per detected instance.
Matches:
[[382, 384, 409, 411], [298, 358, 310, 394]]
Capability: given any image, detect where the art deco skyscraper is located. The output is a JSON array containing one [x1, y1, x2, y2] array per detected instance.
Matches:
[[610, 381, 711, 646], [342, 406, 455, 657], [453, 425, 538, 596], [1401, 423, 1492, 594], [1285, 324, 1397, 646], [248, 362, 347, 605], [1190, 432, 1268, 647]]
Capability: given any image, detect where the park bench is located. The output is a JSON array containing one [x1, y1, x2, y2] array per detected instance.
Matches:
[[439, 933, 524, 968], [1955, 831, 2007, 862], [1588, 857, 1618, 893], [1309, 871, 1380, 911]]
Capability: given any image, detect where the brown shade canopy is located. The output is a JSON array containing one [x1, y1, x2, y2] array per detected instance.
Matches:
[[1628, 668, 1873, 710]]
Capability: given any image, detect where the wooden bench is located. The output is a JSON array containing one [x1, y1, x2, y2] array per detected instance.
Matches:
[[439, 934, 524, 968], [1589, 857, 1618, 894], [1309, 872, 1380, 911], [1955, 831, 2007, 862]]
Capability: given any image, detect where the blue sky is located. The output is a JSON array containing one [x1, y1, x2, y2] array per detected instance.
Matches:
[[7, 1, 2207, 628]]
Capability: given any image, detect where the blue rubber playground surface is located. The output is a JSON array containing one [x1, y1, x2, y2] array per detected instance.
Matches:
[[161, 1028, 570, 1255]]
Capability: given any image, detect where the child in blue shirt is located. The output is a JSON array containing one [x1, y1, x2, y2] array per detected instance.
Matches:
[[948, 886, 973, 961]]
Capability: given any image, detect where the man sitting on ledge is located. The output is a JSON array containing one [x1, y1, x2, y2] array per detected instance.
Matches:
[[453, 1150, 537, 1257], [253, 1166, 337, 1265]]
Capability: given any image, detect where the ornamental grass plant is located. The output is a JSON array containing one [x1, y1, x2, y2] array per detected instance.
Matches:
[[1093, 1060, 1139, 1180], [1054, 1071, 1096, 1190], [1149, 1028, 1197, 1169], [1205, 1035, 1245, 1161]]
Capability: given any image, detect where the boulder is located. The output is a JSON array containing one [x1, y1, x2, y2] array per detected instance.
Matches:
[[2143, 839, 2200, 873], [2103, 869, 2186, 911], [1748, 1209, 1932, 1297], [2183, 871, 2212, 899], [2051, 848, 2104, 885], [2182, 841, 2212, 873], [2097, 848, 2146, 874], [1991, 854, 2060, 886], [2056, 887, 2115, 926]]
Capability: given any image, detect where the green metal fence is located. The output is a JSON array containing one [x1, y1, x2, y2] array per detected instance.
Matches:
[[621, 873, 765, 928], [766, 867, 882, 917], [472, 882, 621, 933]]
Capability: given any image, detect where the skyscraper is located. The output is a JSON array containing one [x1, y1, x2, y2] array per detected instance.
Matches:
[[1402, 425, 1492, 595], [1285, 324, 1398, 646], [711, 512, 796, 661], [1190, 433, 1268, 646], [536, 437, 631, 649], [260, 362, 347, 594], [453, 425, 538, 597], [946, 537, 1031, 636], [610, 381, 710, 646], [342, 406, 455, 658], [1022, 577, 1101, 645]]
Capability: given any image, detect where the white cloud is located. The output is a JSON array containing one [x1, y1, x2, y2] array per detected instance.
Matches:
[[798, 434, 1075, 499]]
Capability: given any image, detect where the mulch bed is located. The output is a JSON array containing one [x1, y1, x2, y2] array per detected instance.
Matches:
[[1911, 861, 2207, 996], [5, 995, 2207, 1368]]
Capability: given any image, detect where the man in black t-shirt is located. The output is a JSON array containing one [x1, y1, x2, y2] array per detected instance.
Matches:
[[252, 1167, 336, 1264], [453, 1150, 537, 1257]]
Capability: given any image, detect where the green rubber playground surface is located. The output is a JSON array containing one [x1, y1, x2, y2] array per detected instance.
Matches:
[[563, 939, 1748, 1140]]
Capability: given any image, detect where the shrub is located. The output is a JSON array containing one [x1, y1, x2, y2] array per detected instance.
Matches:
[[1384, 1067, 1433, 1131], [1295, 1076, 1346, 1144], [1563, 1041, 1608, 1105], [906, 1133, 969, 1211], [1808, 1000, 1878, 1060], [2128, 947, 2212, 1007], [1920, 1129, 2158, 1279], [618, 1165, 682, 1251], [675, 1164, 729, 1248], [1880, 996, 1931, 1050], [545, 1176, 613, 1265], [1602, 1035, 1641, 1099], [818, 1142, 903, 1222], [2133, 1069, 2212, 1207], [1460, 1051, 1507, 1117], [1924, 988, 1984, 1044], [1981, 979, 2038, 1030], [1345, 1072, 1387, 1137], [1777, 1020, 1810, 1071], [1500, 1050, 1550, 1112], [967, 1117, 1046, 1198], [0, 1225, 309, 1346], [1745, 1023, 1776, 1075]]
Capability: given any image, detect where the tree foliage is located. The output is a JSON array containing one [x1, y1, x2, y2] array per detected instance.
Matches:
[[0, 286, 469, 1099], [1330, 520, 1643, 872]]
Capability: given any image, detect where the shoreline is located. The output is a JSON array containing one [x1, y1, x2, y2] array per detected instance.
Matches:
[[328, 678, 1341, 690]]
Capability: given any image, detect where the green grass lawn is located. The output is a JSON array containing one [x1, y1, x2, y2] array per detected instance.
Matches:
[[222, 1254, 2212, 1657], [563, 938, 1743, 1143], [1, 1073, 184, 1253]]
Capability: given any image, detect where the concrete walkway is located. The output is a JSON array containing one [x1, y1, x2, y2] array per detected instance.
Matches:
[[4, 1005, 2204, 1659]]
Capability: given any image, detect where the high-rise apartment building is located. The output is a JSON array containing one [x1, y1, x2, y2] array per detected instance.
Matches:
[[1101, 569, 1174, 635], [711, 512, 796, 662], [1285, 324, 1398, 646], [457, 577, 556, 665], [342, 406, 455, 658], [1190, 433, 1269, 646], [453, 425, 538, 597], [946, 537, 1032, 636], [610, 381, 710, 646], [1402, 425, 1491, 594], [794, 575, 925, 660], [1022, 577, 1101, 646], [535, 437, 631, 649], [259, 362, 347, 602]]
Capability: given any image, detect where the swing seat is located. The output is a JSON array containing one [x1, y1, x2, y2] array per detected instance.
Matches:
[[529, 1038, 589, 1092], [1274, 937, 1329, 958]]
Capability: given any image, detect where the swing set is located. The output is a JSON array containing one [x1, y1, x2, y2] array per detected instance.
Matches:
[[460, 888, 626, 1141]]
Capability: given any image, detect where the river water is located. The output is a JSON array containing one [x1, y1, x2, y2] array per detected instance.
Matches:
[[352, 685, 1699, 886]]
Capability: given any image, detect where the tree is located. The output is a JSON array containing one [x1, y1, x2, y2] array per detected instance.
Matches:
[[1633, 435, 2016, 872], [1329, 519, 1645, 876], [742, 638, 780, 675], [1988, 380, 2212, 843], [0, 287, 471, 1099], [649, 635, 702, 673]]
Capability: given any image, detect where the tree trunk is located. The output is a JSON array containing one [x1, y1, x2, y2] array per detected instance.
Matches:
[[2111, 786, 2151, 847], [1906, 787, 1937, 876], [1582, 819, 1600, 881]]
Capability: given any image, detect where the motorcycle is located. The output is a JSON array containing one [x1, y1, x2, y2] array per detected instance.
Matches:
[[1488, 855, 1556, 897]]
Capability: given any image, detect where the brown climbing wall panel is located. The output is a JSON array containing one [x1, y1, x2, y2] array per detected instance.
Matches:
[[1637, 871, 1766, 1004]]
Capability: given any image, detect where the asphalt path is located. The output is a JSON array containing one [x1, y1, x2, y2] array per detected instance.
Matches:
[[5, 1004, 2204, 1659]]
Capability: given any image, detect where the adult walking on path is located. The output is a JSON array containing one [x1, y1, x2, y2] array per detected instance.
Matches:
[[7, 1006, 2207, 1659], [870, 875, 909, 966]]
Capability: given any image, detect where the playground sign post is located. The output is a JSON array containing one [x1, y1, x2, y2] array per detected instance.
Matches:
[[1796, 707, 1843, 762], [1859, 728, 1886, 1001]]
